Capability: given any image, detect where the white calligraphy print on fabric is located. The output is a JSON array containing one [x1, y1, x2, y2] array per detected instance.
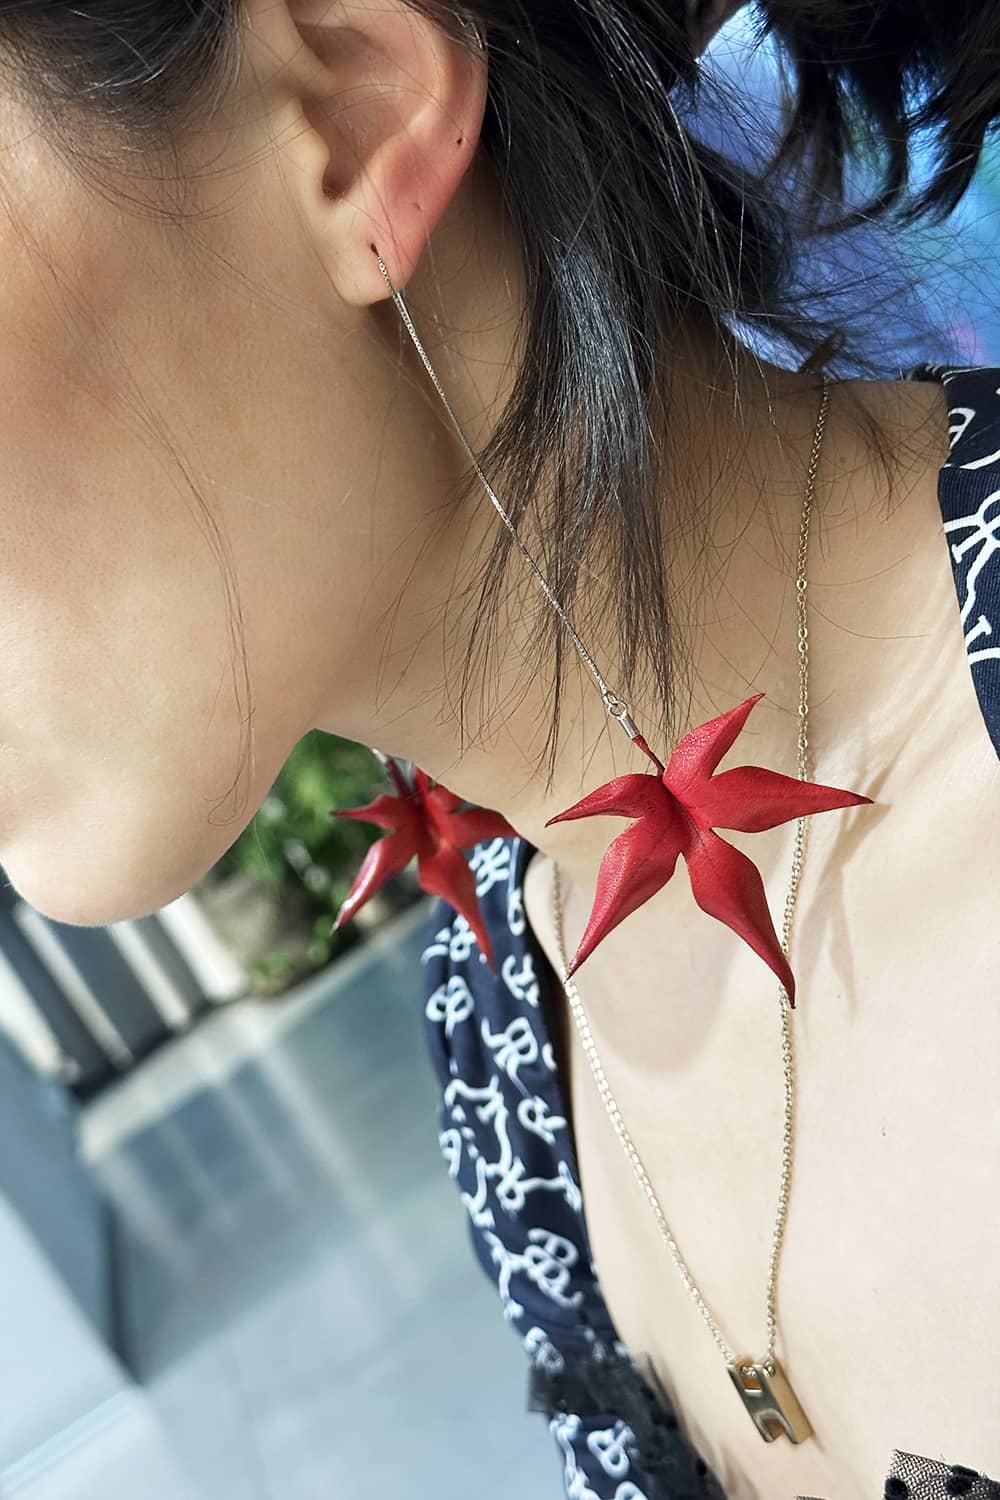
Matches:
[[442, 1073, 582, 1221], [480, 1014, 538, 1090], [482, 1225, 585, 1323], [507, 877, 527, 937], [944, 488, 1000, 664], [941, 368, 1000, 469], [502, 950, 539, 1008], [589, 1423, 641, 1481], [523, 1324, 567, 1375], [470, 836, 512, 897], [424, 974, 474, 1037], [551, 1413, 650, 1500], [420, 912, 485, 967], [517, 1094, 568, 1146]]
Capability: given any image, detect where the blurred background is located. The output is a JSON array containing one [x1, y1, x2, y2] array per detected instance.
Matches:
[[0, 12, 997, 1500]]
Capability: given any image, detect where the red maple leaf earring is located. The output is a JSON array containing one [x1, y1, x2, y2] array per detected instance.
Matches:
[[329, 752, 516, 973], [331, 242, 873, 1007], [544, 691, 869, 1005]]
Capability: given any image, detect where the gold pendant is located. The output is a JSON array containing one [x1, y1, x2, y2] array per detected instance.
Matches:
[[726, 1357, 813, 1443]]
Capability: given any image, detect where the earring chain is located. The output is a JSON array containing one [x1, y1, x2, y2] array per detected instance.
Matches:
[[372, 248, 639, 735]]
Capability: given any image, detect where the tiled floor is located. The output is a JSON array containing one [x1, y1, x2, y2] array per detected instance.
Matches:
[[82, 902, 560, 1500]]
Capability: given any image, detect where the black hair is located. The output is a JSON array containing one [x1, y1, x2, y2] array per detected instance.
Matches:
[[2, 0, 999, 802]]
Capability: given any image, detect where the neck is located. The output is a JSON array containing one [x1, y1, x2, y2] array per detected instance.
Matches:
[[364, 326, 835, 865]]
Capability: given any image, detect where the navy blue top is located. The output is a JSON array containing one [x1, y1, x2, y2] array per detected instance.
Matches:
[[418, 363, 1000, 1500]]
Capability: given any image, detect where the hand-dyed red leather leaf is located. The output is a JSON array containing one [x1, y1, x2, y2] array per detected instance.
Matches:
[[329, 829, 415, 929], [684, 824, 796, 1001], [330, 759, 517, 971], [550, 793, 687, 967], [546, 692, 873, 1004]]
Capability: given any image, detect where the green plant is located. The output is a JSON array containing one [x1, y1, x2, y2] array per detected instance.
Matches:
[[208, 732, 419, 982]]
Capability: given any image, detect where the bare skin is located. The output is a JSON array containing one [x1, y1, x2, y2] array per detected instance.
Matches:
[[522, 392, 1000, 1498], [0, 0, 996, 1493]]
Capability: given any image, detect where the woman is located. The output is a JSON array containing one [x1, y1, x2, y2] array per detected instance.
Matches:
[[1, 0, 997, 1495]]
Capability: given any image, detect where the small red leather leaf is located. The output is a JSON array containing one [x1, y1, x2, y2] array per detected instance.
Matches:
[[683, 825, 797, 1003], [545, 691, 874, 1000], [332, 829, 414, 929], [545, 773, 668, 827], [693, 765, 873, 834], [664, 693, 766, 794], [331, 764, 513, 972], [331, 792, 420, 833], [436, 804, 519, 848], [563, 807, 686, 978]]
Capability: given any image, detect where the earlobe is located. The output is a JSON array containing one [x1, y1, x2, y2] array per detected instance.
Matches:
[[257, 0, 489, 308]]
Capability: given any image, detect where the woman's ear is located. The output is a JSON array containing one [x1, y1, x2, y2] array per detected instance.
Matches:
[[243, 0, 488, 306], [685, 0, 748, 56]]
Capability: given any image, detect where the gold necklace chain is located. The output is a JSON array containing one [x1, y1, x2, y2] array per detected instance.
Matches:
[[549, 372, 831, 1427]]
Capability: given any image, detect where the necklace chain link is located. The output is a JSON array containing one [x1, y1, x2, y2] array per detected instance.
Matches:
[[550, 373, 832, 1377]]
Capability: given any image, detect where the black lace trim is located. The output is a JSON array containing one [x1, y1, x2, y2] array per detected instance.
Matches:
[[526, 1337, 728, 1499], [803, 1452, 1000, 1500], [800, 1450, 1000, 1500], [527, 1339, 1000, 1500]]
